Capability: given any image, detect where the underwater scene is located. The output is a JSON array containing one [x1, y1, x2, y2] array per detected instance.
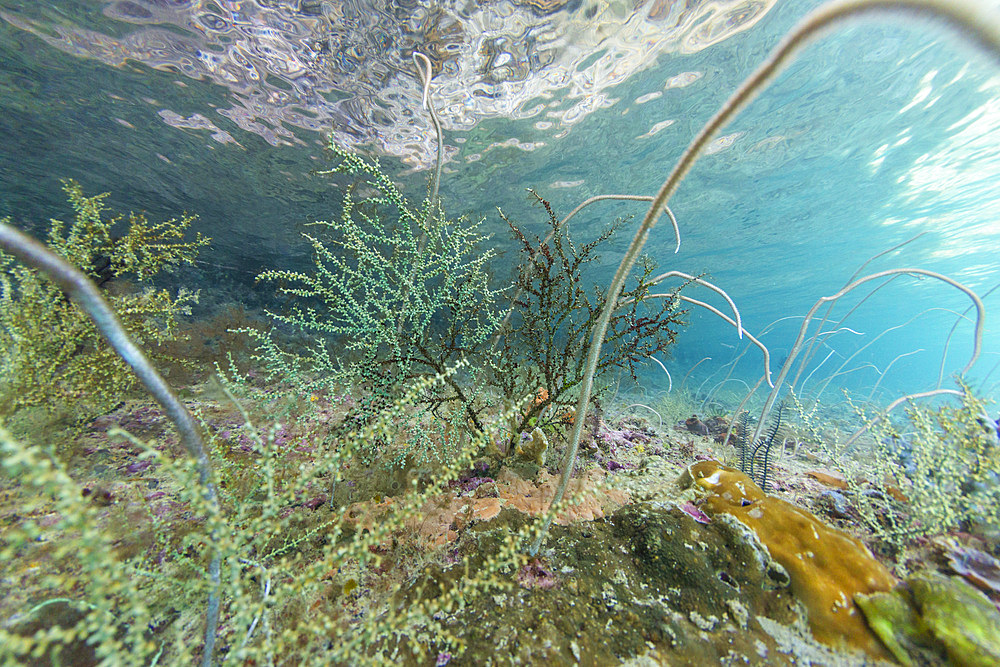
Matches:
[[1, 0, 1000, 664]]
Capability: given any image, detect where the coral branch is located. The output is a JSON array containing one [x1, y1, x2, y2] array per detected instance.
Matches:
[[531, 0, 1000, 556]]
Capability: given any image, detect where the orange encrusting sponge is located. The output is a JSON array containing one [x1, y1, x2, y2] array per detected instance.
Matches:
[[686, 460, 898, 660]]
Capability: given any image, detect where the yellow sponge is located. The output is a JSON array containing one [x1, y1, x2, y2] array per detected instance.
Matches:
[[683, 460, 898, 660]]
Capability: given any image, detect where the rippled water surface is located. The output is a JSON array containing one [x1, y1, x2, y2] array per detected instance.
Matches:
[[2, 0, 999, 402], [3, 0, 778, 162]]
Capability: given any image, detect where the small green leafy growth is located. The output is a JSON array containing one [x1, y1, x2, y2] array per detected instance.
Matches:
[[250, 149, 688, 464], [492, 191, 687, 448], [855, 385, 1000, 548], [0, 180, 209, 418], [250, 143, 503, 438], [0, 367, 533, 665]]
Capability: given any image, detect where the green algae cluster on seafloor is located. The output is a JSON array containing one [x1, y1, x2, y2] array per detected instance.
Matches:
[[856, 571, 1000, 667]]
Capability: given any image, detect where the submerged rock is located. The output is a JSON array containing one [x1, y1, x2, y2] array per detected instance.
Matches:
[[858, 571, 1000, 667], [514, 426, 549, 466], [612, 501, 798, 660], [680, 460, 898, 661], [684, 415, 710, 436]]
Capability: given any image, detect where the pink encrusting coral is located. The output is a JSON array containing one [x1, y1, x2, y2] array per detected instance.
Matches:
[[342, 466, 632, 550]]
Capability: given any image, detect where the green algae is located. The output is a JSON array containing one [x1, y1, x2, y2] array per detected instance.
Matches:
[[857, 572, 1000, 667], [429, 500, 813, 665]]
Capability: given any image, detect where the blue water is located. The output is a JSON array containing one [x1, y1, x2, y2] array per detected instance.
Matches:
[[1, 0, 998, 409]]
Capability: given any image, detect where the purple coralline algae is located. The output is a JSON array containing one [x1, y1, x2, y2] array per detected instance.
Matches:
[[450, 476, 494, 495], [124, 460, 153, 475], [302, 494, 328, 510], [679, 501, 711, 524], [517, 558, 558, 590]]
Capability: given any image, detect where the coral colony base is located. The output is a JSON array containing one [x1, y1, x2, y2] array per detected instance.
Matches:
[[1, 0, 1000, 665]]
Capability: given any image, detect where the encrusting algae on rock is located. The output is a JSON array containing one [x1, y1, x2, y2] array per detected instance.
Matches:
[[857, 570, 1000, 667], [680, 460, 898, 661]]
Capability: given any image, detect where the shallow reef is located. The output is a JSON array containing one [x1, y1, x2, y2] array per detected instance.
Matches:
[[4, 375, 999, 665], [2, 3, 1000, 662]]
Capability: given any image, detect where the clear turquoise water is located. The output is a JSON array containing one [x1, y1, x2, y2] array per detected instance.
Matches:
[[1, 0, 998, 407]]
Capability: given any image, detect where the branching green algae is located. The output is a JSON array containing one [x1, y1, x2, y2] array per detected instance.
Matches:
[[0, 181, 208, 419], [1, 1, 1000, 664]]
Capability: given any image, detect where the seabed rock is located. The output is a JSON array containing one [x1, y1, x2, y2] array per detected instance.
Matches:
[[857, 571, 1000, 667]]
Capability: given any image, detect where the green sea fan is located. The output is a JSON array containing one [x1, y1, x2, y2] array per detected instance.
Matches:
[[249, 143, 505, 438]]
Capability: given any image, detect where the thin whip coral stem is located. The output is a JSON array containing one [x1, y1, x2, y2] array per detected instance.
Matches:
[[937, 280, 1000, 389], [680, 356, 713, 392], [0, 221, 222, 666], [557, 194, 680, 253], [868, 348, 925, 400], [412, 51, 443, 204], [843, 388, 964, 449], [720, 375, 766, 451], [790, 274, 902, 392], [647, 293, 773, 387], [809, 306, 965, 402], [644, 271, 744, 339], [800, 348, 837, 395], [649, 356, 672, 392], [753, 268, 985, 443], [625, 403, 663, 429], [791, 231, 926, 389], [395, 52, 444, 344], [529, 0, 1000, 556]]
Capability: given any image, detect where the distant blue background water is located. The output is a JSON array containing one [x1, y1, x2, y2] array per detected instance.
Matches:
[[1, 0, 998, 409]]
